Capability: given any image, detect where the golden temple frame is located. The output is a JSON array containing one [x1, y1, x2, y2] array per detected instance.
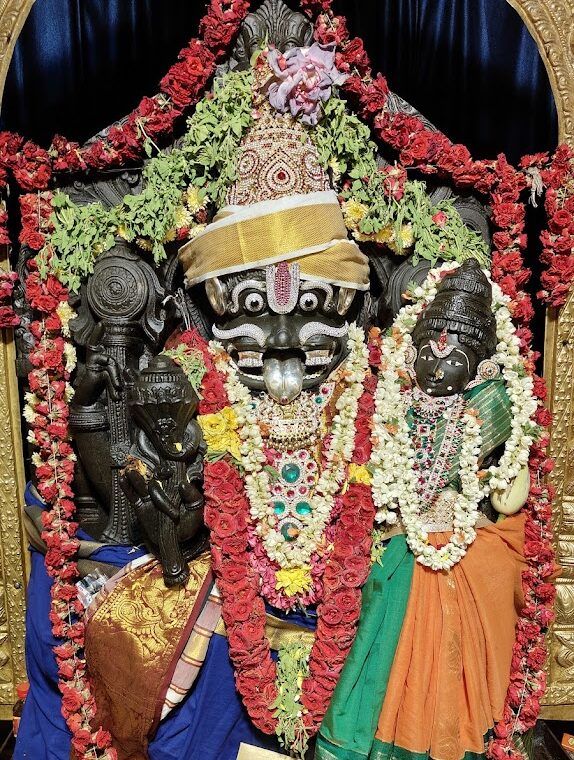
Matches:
[[0, 0, 572, 722]]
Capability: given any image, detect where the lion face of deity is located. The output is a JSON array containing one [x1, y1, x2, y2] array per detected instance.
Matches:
[[204, 263, 359, 403], [413, 329, 479, 397]]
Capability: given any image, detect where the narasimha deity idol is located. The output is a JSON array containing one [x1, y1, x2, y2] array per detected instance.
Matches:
[[13, 5, 544, 760]]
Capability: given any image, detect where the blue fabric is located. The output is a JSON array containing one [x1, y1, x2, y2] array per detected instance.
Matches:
[[1, 0, 557, 161], [15, 486, 299, 759], [14, 548, 289, 760]]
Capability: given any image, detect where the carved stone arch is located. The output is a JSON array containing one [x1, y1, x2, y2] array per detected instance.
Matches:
[[0, 0, 572, 721]]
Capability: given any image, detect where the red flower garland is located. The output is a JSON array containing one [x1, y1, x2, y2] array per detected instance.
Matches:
[[25, 269, 116, 760], [539, 144, 574, 306], [0, 271, 19, 328], [196, 333, 376, 746]]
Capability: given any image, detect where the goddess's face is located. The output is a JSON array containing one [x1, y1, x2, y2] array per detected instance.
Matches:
[[205, 264, 359, 403], [414, 331, 478, 397]]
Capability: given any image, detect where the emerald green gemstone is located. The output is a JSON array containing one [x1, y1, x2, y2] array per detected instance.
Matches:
[[295, 501, 312, 515], [273, 501, 286, 515], [281, 522, 299, 542], [281, 463, 301, 483]]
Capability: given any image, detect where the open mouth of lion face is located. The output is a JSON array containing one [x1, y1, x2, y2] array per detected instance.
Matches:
[[227, 341, 345, 404]]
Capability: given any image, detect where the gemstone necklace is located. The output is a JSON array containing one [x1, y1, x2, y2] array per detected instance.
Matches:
[[210, 323, 369, 570]]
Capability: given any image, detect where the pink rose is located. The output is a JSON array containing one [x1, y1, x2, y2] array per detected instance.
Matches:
[[267, 43, 347, 125]]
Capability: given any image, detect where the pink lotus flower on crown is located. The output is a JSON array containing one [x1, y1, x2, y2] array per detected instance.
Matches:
[[266, 43, 347, 125]]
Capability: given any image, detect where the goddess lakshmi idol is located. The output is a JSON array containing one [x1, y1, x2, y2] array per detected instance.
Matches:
[[13, 4, 542, 760]]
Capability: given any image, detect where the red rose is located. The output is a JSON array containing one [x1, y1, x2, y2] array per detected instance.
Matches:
[[377, 113, 424, 151], [534, 406, 552, 427], [71, 729, 93, 755], [550, 208, 571, 232], [359, 74, 389, 118], [50, 135, 85, 173], [57, 660, 76, 680], [200, 373, 228, 414], [319, 602, 343, 626], [492, 202, 525, 229], [200, 4, 246, 59], [333, 588, 360, 614], [53, 642, 76, 660], [336, 38, 370, 75], [206, 459, 233, 483], [0, 306, 19, 328], [232, 619, 266, 647], [300, 0, 334, 17], [436, 143, 471, 173], [94, 728, 113, 750], [61, 686, 83, 713], [510, 295, 534, 323], [209, 510, 244, 539], [314, 14, 349, 46]]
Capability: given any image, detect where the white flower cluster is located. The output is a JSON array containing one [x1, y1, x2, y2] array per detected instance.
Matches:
[[370, 262, 538, 571], [211, 323, 369, 570], [487, 282, 538, 491]]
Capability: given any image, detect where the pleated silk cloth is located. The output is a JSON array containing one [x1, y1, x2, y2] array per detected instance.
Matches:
[[84, 554, 213, 760], [317, 515, 526, 760]]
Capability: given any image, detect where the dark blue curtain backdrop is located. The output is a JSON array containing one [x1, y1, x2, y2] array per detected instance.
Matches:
[[0, 0, 558, 165]]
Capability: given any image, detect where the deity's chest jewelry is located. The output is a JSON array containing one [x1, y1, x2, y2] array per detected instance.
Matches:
[[254, 383, 334, 451], [252, 384, 334, 547], [409, 386, 466, 510]]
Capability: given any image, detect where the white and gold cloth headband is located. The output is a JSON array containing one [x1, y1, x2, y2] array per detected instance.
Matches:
[[178, 191, 370, 291]]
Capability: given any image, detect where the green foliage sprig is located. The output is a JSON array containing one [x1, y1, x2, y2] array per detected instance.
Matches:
[[272, 640, 312, 759], [40, 69, 254, 292], [40, 61, 490, 293], [309, 95, 490, 268]]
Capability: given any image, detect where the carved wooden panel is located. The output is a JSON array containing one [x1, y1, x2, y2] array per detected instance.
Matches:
[[0, 0, 573, 723]]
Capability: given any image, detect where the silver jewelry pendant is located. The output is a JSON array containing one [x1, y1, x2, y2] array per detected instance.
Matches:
[[205, 277, 227, 316], [336, 287, 356, 316]]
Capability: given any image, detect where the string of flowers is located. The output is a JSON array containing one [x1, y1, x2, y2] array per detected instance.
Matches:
[[539, 144, 574, 306], [24, 267, 116, 760], [192, 329, 375, 756], [0, 0, 252, 245], [0, 271, 19, 328]]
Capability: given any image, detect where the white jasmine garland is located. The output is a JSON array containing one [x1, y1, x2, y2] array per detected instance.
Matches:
[[370, 262, 539, 571], [210, 323, 369, 569]]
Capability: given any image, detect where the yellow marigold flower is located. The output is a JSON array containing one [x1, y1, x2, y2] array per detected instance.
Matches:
[[275, 566, 313, 597], [117, 224, 129, 239], [387, 223, 414, 254], [163, 227, 177, 243], [189, 223, 207, 239], [343, 199, 368, 227], [399, 223, 414, 248], [174, 204, 192, 229], [136, 237, 154, 252], [374, 224, 392, 245], [328, 158, 341, 182], [198, 407, 242, 459], [348, 463, 372, 485], [185, 186, 207, 214], [56, 301, 76, 338]]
